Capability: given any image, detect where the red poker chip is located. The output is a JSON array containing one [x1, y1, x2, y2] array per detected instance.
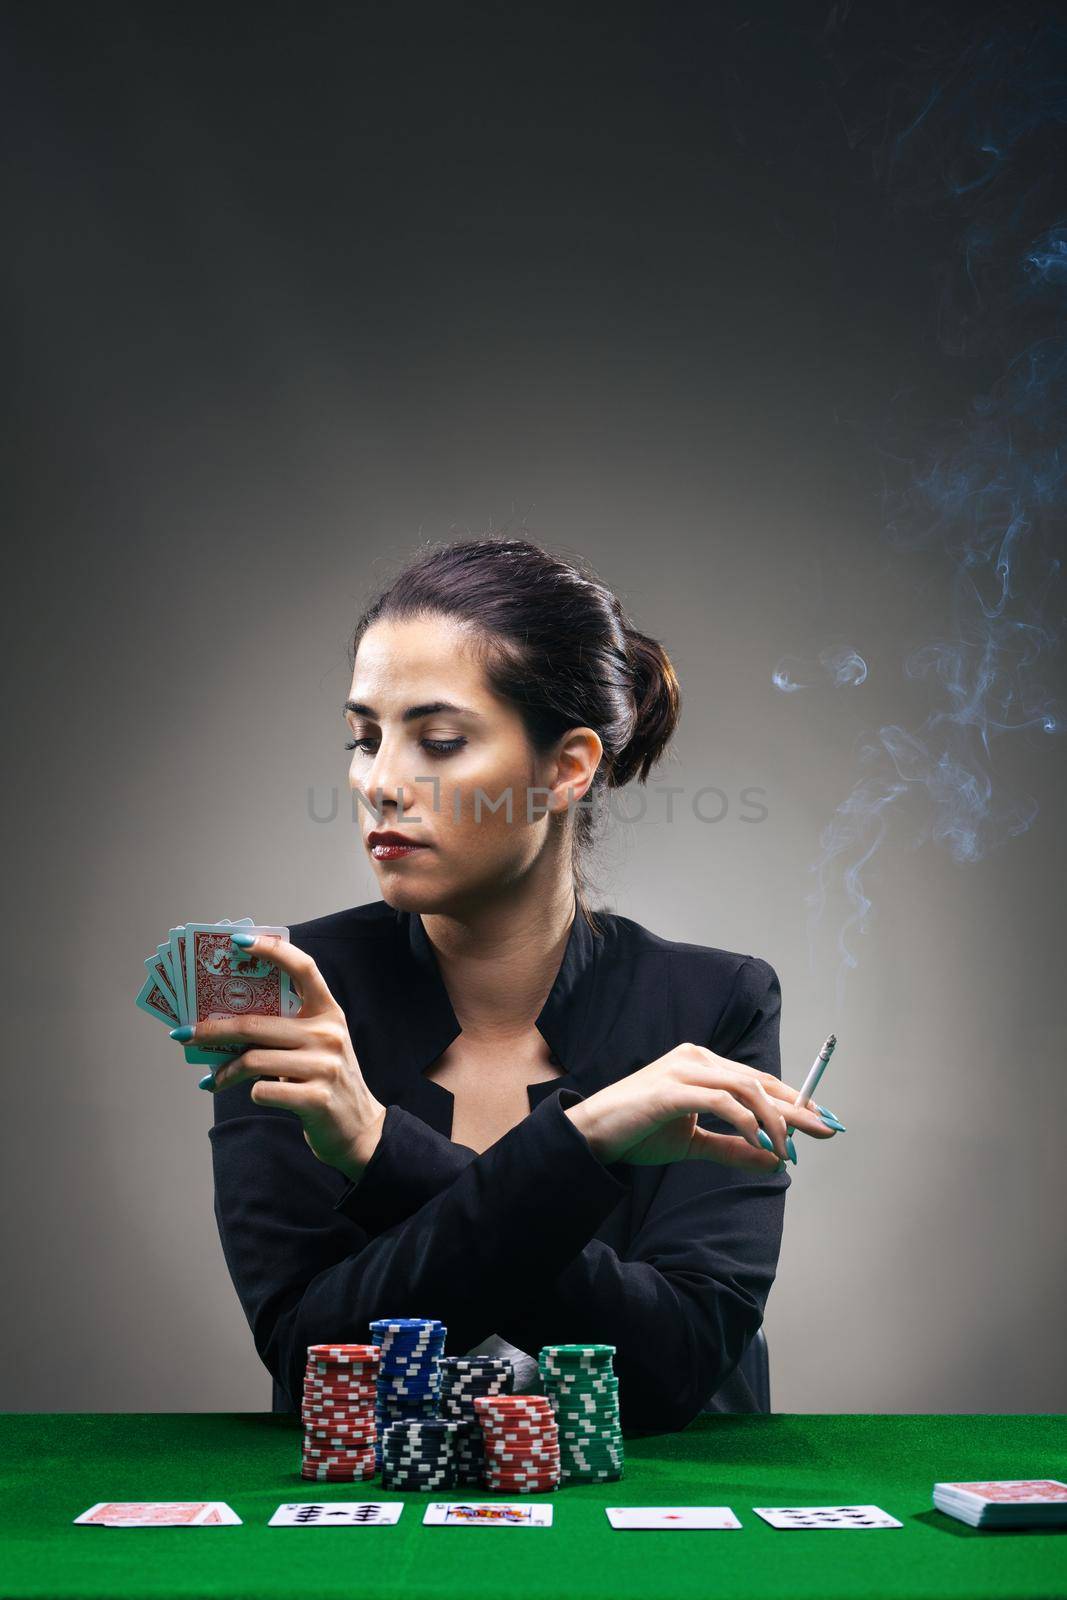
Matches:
[[305, 1371, 379, 1384], [303, 1375, 379, 1388], [301, 1442, 378, 1459], [484, 1446, 557, 1458], [483, 1437, 558, 1451], [307, 1369, 378, 1384], [302, 1413, 377, 1428], [300, 1446, 379, 1459], [485, 1439, 558, 1450], [304, 1437, 378, 1452], [303, 1376, 378, 1388], [485, 1473, 560, 1484], [300, 1454, 377, 1463], [306, 1371, 378, 1384], [475, 1403, 551, 1415], [489, 1468, 561, 1480], [302, 1395, 377, 1407], [484, 1478, 560, 1492], [302, 1397, 376, 1409], [305, 1360, 379, 1371], [301, 1468, 378, 1479], [302, 1420, 375, 1433], [302, 1388, 378, 1403], [476, 1433, 556, 1446], [303, 1402, 377, 1415], [307, 1343, 380, 1358], [300, 1465, 379, 1478], [480, 1420, 553, 1433], [305, 1360, 379, 1372], [302, 1427, 377, 1440], [301, 1437, 378, 1452], [474, 1398, 551, 1411], [301, 1447, 378, 1463], [485, 1475, 559, 1484], [302, 1440, 377, 1452], [303, 1419, 377, 1434], [304, 1371, 379, 1385]]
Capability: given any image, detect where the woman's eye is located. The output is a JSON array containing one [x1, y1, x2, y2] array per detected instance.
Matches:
[[344, 737, 466, 757]]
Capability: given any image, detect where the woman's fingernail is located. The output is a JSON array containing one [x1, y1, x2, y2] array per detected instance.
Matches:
[[756, 1129, 775, 1153], [230, 932, 256, 948], [169, 1024, 195, 1042], [817, 1107, 847, 1132], [197, 1073, 216, 1092], [773, 1158, 787, 1173], [786, 1136, 798, 1165]]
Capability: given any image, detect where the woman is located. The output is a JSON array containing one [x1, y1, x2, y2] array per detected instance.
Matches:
[[201, 537, 838, 1433]]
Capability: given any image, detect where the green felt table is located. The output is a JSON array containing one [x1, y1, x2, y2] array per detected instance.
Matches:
[[2, 1413, 1064, 1600]]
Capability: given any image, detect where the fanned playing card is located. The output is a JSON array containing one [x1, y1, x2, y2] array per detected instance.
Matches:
[[268, 1502, 404, 1526], [136, 955, 180, 1026], [182, 921, 292, 1066], [753, 1505, 902, 1530]]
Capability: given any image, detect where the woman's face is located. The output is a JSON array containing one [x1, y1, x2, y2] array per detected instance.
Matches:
[[345, 615, 595, 913]]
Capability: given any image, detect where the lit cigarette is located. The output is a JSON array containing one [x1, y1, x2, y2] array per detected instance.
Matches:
[[786, 1033, 837, 1138]]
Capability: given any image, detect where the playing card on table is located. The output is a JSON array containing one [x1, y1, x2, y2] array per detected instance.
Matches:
[[74, 1501, 241, 1526], [423, 1502, 553, 1526], [269, 1502, 404, 1526], [606, 1506, 742, 1530], [933, 1479, 1067, 1528], [753, 1505, 902, 1530]]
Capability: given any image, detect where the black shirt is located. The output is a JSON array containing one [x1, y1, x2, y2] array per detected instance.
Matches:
[[208, 898, 790, 1434]]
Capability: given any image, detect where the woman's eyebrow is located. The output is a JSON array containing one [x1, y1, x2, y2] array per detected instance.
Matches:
[[343, 699, 483, 722]]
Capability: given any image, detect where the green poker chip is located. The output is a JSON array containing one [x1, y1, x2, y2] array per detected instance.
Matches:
[[541, 1344, 616, 1358]]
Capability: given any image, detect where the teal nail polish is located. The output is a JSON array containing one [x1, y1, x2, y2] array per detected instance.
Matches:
[[197, 1073, 216, 1091], [773, 1158, 787, 1173], [786, 1136, 797, 1164], [230, 932, 256, 947], [817, 1107, 847, 1132], [169, 1024, 195, 1042], [756, 1129, 775, 1153]]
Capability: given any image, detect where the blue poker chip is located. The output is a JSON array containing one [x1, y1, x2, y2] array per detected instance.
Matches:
[[369, 1317, 445, 1327]]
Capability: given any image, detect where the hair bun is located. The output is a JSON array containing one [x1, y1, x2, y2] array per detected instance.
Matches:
[[610, 626, 681, 788]]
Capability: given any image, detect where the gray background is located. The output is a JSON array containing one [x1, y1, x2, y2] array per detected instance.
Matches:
[[5, 1, 1065, 1413]]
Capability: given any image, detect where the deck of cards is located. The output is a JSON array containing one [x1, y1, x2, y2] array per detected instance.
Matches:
[[75, 1502, 241, 1527], [136, 919, 298, 1070], [933, 1479, 1067, 1528]]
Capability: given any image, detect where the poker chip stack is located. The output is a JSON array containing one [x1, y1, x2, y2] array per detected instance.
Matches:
[[380, 1419, 462, 1492], [368, 1317, 446, 1472], [473, 1394, 561, 1494], [300, 1343, 380, 1482], [538, 1343, 624, 1484], [436, 1355, 515, 1486]]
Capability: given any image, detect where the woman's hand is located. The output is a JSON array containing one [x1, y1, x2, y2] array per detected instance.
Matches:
[[188, 933, 387, 1180], [565, 1043, 837, 1169]]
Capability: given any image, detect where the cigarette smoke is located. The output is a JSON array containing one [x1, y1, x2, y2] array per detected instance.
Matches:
[[775, 8, 1067, 1009]]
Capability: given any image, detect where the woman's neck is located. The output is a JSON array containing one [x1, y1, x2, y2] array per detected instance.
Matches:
[[420, 883, 577, 1045]]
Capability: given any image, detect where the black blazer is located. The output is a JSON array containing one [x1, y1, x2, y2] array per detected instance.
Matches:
[[208, 898, 790, 1434]]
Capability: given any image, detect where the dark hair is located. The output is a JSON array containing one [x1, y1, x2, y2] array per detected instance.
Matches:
[[349, 536, 682, 935]]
